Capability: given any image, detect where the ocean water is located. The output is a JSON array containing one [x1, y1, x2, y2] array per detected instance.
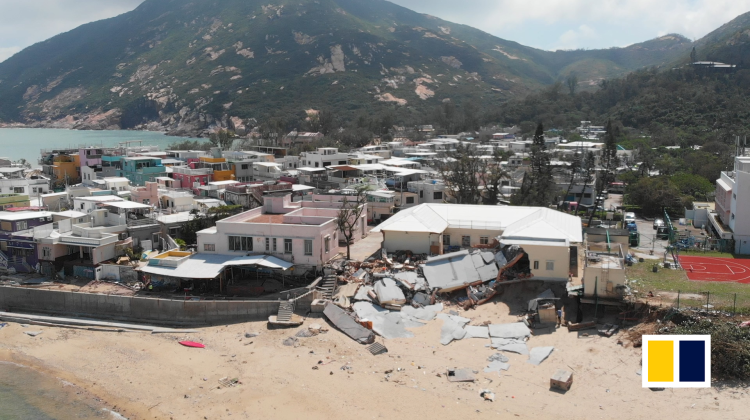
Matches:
[[0, 362, 112, 420], [0, 128, 198, 165]]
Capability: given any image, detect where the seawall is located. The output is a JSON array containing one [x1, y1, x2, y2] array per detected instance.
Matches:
[[0, 286, 317, 327]]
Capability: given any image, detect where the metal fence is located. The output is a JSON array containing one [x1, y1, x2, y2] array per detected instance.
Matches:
[[672, 290, 750, 315]]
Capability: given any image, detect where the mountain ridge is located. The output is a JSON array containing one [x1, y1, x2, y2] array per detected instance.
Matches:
[[0, 0, 742, 136]]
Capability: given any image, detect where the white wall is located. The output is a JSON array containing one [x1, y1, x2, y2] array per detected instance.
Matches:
[[442, 228, 501, 247], [382, 231, 432, 254], [523, 244, 570, 280]]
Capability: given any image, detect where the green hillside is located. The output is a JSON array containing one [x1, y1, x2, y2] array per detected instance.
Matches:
[[0, 0, 741, 135]]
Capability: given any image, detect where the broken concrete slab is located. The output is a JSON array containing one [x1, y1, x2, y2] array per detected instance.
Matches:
[[487, 353, 509, 363], [23, 331, 42, 337], [528, 346, 554, 365], [393, 271, 427, 291], [447, 368, 475, 382], [374, 278, 407, 305], [411, 292, 431, 306], [488, 322, 531, 339], [484, 360, 510, 373], [352, 302, 415, 339], [353, 285, 374, 302], [423, 250, 498, 293], [490, 338, 529, 355], [323, 302, 375, 345], [463, 325, 490, 339], [333, 282, 360, 308], [437, 313, 469, 345], [401, 303, 442, 322]]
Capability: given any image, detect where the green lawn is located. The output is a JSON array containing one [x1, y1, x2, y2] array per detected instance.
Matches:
[[626, 261, 750, 314]]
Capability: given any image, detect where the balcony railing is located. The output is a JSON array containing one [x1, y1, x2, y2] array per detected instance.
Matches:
[[59, 234, 118, 247]]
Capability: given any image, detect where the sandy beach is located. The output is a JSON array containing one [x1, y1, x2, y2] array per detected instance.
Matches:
[[1, 298, 748, 420]]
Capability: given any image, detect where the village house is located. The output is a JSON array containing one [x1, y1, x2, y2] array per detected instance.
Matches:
[[371, 203, 583, 281], [197, 193, 366, 272]]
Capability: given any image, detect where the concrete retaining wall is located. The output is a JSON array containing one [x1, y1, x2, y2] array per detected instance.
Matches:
[[0, 286, 317, 327]]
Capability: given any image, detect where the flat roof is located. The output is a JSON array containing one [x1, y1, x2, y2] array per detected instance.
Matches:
[[297, 167, 327, 172], [0, 211, 55, 221], [139, 253, 293, 278], [75, 196, 124, 202], [253, 162, 282, 167], [103, 177, 130, 183], [101, 201, 152, 209]]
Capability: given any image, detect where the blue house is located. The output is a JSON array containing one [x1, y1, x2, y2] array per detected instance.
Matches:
[[121, 157, 167, 186]]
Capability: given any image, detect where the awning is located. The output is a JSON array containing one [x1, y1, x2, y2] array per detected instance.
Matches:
[[327, 165, 359, 172], [139, 253, 293, 279], [224, 254, 293, 270]]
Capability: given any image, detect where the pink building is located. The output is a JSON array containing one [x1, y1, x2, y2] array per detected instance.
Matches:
[[171, 167, 213, 194], [131, 182, 159, 206], [79, 147, 104, 168]]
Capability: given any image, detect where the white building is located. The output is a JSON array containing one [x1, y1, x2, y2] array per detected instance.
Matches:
[[299, 148, 350, 169], [371, 203, 583, 281], [198, 194, 366, 271], [407, 179, 446, 204], [0, 168, 50, 197], [714, 156, 750, 252]]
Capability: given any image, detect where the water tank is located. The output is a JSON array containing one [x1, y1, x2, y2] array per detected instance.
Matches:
[[432, 180, 437, 184]]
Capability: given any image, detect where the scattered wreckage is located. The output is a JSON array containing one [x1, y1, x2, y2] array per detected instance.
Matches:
[[320, 246, 558, 368]]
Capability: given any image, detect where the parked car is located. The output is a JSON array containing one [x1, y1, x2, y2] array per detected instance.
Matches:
[[656, 226, 670, 240], [653, 218, 665, 230], [624, 212, 636, 224]]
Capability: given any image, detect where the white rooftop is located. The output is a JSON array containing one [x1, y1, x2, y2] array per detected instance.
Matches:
[[101, 201, 152, 210], [372, 203, 583, 243], [0, 211, 55, 221]]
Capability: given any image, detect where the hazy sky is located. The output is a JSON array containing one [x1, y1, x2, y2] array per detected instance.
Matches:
[[1, 0, 749, 62]]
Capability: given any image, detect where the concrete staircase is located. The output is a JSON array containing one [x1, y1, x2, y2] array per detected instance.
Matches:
[[318, 275, 338, 300], [276, 300, 294, 322]]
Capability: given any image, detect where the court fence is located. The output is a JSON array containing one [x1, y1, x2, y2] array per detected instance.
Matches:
[[671, 290, 750, 316]]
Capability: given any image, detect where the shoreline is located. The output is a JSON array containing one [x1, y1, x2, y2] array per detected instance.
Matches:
[[0, 349, 155, 420]]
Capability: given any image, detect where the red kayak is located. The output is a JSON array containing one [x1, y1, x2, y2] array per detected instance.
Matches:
[[179, 341, 205, 348]]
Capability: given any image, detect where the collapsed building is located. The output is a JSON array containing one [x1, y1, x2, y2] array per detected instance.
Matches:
[[371, 204, 584, 282]]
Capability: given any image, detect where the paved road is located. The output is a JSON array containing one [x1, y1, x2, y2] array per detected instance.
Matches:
[[632, 217, 669, 257]]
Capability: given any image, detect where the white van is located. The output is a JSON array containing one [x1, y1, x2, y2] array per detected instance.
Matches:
[[624, 212, 636, 224]]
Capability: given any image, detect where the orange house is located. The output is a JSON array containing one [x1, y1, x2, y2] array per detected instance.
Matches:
[[198, 156, 235, 182], [52, 155, 80, 187]]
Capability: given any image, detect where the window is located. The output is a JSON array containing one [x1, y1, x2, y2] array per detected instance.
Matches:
[[433, 191, 443, 200], [228, 236, 253, 251], [284, 239, 292, 254], [405, 196, 414, 204], [304, 240, 313, 256], [169, 227, 179, 236], [265, 238, 270, 251], [314, 162, 319, 167], [16, 221, 27, 230], [734, 193, 737, 199], [32, 188, 38, 193], [462, 236, 471, 247], [546, 261, 555, 271], [339, 161, 347, 165], [204, 243, 215, 252], [419, 190, 423, 198], [583, 193, 592, 198], [13, 187, 24, 193], [42, 247, 51, 258], [480, 237, 489, 245], [242, 164, 249, 170], [442, 235, 451, 246], [533, 261, 540, 270], [272, 238, 277, 252], [325, 236, 330, 253]]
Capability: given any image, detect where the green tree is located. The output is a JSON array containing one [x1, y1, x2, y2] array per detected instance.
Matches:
[[209, 129, 235, 149], [512, 123, 554, 206], [588, 120, 620, 226], [566, 74, 578, 96], [437, 143, 484, 204]]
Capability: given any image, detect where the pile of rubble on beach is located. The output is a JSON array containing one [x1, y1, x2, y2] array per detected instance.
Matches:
[[319, 246, 556, 366]]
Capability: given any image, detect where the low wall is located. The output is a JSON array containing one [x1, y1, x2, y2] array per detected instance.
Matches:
[[0, 286, 317, 327]]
